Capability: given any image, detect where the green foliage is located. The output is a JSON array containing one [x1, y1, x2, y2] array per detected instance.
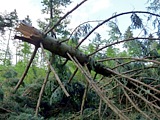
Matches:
[[51, 56, 71, 81], [128, 111, 159, 120], [0, 87, 4, 101], [21, 42, 31, 61], [2, 69, 17, 79], [147, 0, 160, 12], [131, 13, 143, 29], [123, 26, 160, 57], [39, 0, 71, 38], [1, 0, 160, 119], [14, 61, 46, 84], [0, 93, 25, 119], [49, 85, 64, 104], [3, 78, 20, 88], [49, 81, 85, 109], [41, 0, 71, 9], [124, 26, 133, 39], [108, 21, 121, 41], [0, 76, 43, 119], [8, 113, 44, 120], [0, 93, 44, 119], [0, 9, 18, 34], [75, 23, 92, 38]]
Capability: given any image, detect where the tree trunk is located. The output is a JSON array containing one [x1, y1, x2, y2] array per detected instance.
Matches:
[[15, 22, 114, 77]]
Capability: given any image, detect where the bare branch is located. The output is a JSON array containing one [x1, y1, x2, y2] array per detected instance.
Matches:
[[40, 42, 70, 97], [106, 68, 160, 94], [67, 52, 130, 120], [89, 37, 160, 56], [44, 0, 88, 36], [14, 46, 38, 92], [130, 81, 160, 103], [80, 75, 89, 115], [122, 87, 152, 120], [35, 68, 51, 116], [60, 20, 104, 43], [99, 56, 160, 65], [76, 11, 160, 48], [115, 78, 160, 110], [122, 66, 158, 74], [68, 68, 78, 83]]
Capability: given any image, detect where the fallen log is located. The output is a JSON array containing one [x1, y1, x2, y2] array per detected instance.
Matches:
[[15, 22, 114, 77]]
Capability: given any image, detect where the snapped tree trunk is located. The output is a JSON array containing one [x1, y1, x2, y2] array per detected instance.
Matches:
[[15, 23, 114, 77]]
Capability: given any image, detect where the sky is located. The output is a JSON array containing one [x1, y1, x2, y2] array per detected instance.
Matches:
[[0, 0, 147, 33]]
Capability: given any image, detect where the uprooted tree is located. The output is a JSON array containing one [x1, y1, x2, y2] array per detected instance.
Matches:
[[1, 0, 160, 119]]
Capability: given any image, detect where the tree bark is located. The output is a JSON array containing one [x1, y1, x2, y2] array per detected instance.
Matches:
[[15, 23, 114, 77]]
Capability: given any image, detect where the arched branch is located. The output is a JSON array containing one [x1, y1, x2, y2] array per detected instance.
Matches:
[[76, 11, 160, 48]]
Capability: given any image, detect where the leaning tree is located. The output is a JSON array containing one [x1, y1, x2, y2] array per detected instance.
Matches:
[[12, 0, 160, 119]]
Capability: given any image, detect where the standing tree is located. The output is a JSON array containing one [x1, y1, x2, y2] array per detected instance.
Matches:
[[0, 10, 18, 65]]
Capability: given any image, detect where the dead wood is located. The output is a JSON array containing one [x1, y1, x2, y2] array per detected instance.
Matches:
[[15, 22, 114, 77]]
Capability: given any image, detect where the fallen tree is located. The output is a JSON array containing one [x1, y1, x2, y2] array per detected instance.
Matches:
[[15, 22, 114, 77], [12, 4, 160, 119], [1, 0, 160, 119], [14, 22, 131, 120]]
